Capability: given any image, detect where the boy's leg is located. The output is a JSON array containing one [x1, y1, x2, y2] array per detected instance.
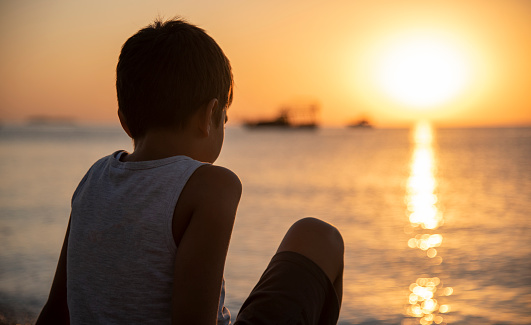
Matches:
[[235, 217, 344, 325], [276, 217, 344, 305]]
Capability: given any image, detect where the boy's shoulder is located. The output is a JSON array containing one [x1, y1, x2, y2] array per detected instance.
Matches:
[[174, 164, 241, 235], [189, 164, 242, 197], [179, 164, 241, 214], [72, 153, 117, 200]]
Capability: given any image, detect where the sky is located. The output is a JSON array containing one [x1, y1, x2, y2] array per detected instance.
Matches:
[[1, 0, 530, 128]]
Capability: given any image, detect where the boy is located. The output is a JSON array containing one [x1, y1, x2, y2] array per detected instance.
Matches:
[[37, 18, 343, 324]]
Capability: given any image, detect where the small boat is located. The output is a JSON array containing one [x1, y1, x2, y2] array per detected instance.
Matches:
[[245, 105, 319, 129], [246, 111, 290, 127], [348, 119, 373, 128], [26, 116, 76, 126]]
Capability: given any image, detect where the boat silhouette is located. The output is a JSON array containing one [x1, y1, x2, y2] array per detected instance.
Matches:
[[347, 119, 373, 128], [245, 105, 319, 129]]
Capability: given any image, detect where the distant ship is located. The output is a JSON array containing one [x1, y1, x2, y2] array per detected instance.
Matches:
[[347, 119, 373, 129], [26, 116, 76, 127], [245, 104, 319, 129]]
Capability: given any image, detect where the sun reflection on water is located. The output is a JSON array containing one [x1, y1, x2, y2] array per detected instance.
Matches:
[[404, 122, 452, 324], [406, 277, 453, 324], [406, 122, 443, 231]]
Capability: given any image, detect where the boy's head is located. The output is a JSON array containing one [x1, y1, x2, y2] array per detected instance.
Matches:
[[116, 18, 233, 139]]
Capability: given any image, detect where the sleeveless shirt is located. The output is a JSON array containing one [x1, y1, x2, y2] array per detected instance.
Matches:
[[67, 151, 231, 324]]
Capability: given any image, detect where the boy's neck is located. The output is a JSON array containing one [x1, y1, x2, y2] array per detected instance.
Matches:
[[123, 128, 204, 162]]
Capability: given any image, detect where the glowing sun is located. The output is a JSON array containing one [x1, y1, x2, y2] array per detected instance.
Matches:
[[374, 35, 472, 109]]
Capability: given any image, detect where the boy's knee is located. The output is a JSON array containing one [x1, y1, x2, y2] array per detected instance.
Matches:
[[292, 217, 344, 251], [282, 217, 344, 257], [278, 218, 344, 285]]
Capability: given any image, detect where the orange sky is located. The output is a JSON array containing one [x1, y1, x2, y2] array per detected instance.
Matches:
[[1, 0, 530, 127]]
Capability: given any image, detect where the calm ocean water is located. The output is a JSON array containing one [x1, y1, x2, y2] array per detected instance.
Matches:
[[0, 124, 530, 324]]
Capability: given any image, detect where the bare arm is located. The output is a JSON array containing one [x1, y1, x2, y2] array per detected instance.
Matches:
[[172, 165, 241, 325], [36, 217, 71, 325]]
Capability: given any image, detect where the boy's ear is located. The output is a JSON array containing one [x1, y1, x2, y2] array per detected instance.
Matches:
[[118, 109, 133, 138], [198, 98, 219, 137]]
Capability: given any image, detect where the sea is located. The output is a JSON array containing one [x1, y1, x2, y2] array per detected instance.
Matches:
[[0, 123, 530, 325]]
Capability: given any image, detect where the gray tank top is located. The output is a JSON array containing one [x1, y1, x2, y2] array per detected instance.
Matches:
[[67, 151, 231, 324]]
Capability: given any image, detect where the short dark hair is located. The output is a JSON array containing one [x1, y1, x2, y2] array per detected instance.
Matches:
[[116, 18, 233, 139]]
